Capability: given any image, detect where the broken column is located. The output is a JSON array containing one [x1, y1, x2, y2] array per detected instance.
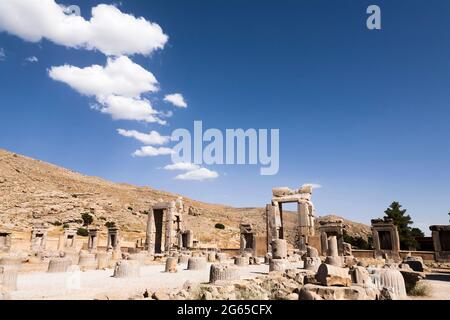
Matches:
[[209, 264, 239, 283], [47, 256, 72, 273], [187, 257, 207, 270], [269, 239, 288, 272], [165, 257, 178, 273], [113, 260, 140, 278], [324, 236, 342, 266]]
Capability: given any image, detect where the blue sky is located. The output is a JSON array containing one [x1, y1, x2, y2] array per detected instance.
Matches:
[[0, 0, 449, 233]]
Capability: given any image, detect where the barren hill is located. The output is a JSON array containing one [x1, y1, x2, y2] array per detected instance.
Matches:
[[0, 148, 371, 248]]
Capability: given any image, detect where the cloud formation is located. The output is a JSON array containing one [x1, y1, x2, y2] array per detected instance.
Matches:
[[48, 56, 158, 98], [25, 56, 38, 63], [117, 129, 169, 145], [302, 183, 322, 190], [164, 93, 187, 108], [133, 146, 174, 157], [175, 168, 219, 181], [0, 1, 168, 56], [163, 162, 219, 181], [164, 162, 200, 171], [49, 56, 165, 123]]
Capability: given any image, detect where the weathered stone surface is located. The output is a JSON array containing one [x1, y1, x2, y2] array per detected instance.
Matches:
[[165, 257, 178, 273], [96, 252, 111, 269], [216, 253, 228, 263], [303, 257, 321, 272], [113, 260, 140, 278], [47, 257, 72, 273], [0, 266, 18, 291], [207, 252, 216, 262], [300, 284, 375, 300], [368, 267, 407, 299], [269, 259, 288, 272], [271, 239, 287, 259], [316, 264, 351, 287], [187, 257, 207, 270], [234, 256, 248, 267], [350, 266, 372, 285], [209, 264, 239, 283], [403, 257, 425, 272], [127, 253, 146, 266], [78, 253, 97, 270], [178, 254, 190, 264]]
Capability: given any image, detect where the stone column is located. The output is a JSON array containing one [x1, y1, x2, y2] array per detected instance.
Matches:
[[185, 230, 194, 249], [239, 234, 246, 255], [165, 202, 175, 253], [327, 236, 339, 257], [266, 203, 279, 251], [298, 201, 310, 238], [146, 208, 155, 255]]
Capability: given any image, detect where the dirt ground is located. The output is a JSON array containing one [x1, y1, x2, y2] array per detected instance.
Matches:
[[10, 260, 284, 300], [8, 262, 450, 300]]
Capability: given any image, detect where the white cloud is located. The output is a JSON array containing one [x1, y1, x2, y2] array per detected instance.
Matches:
[[164, 162, 200, 171], [175, 168, 219, 181], [48, 56, 158, 98], [0, 48, 5, 61], [117, 129, 169, 145], [302, 183, 322, 190], [164, 93, 187, 108], [49, 56, 165, 124], [133, 146, 174, 157], [25, 56, 38, 63], [0, 1, 168, 56], [98, 95, 165, 124]]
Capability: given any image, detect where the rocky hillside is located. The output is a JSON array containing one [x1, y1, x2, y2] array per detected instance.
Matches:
[[0, 148, 371, 248]]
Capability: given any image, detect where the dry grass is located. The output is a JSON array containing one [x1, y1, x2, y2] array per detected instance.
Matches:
[[409, 282, 432, 297]]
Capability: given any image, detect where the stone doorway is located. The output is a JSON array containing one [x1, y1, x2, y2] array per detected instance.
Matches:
[[153, 209, 164, 254]]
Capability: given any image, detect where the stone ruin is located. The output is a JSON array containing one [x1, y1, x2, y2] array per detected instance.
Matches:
[[266, 185, 316, 253], [145, 198, 194, 255], [430, 225, 450, 262], [371, 217, 400, 260], [239, 223, 256, 256], [30, 223, 48, 253], [58, 228, 77, 251], [87, 227, 99, 251], [0, 231, 12, 253], [318, 219, 344, 256]]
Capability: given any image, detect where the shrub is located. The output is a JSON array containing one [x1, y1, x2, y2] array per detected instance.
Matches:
[[76, 227, 89, 237], [52, 221, 62, 226], [105, 221, 116, 229], [81, 213, 94, 226], [215, 223, 225, 230], [63, 223, 70, 229], [409, 282, 432, 297]]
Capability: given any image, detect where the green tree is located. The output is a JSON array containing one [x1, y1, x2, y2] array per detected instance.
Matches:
[[384, 202, 422, 250], [81, 213, 94, 227]]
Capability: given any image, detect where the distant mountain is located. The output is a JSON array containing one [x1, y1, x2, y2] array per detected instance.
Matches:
[[0, 148, 371, 248]]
